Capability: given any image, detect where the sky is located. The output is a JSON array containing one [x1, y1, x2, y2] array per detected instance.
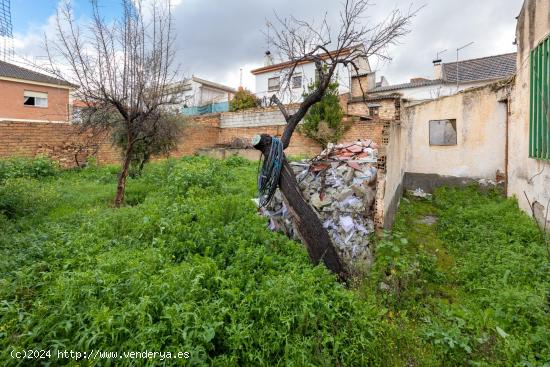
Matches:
[[8, 0, 523, 91]]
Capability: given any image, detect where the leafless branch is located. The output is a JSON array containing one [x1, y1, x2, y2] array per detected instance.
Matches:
[[46, 0, 183, 206]]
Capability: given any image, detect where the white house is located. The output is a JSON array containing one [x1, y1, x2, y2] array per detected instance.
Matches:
[[179, 76, 236, 115], [366, 53, 517, 103], [251, 45, 371, 105]]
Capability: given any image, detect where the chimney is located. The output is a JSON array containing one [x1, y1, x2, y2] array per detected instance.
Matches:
[[410, 77, 429, 84], [264, 50, 274, 66], [433, 59, 443, 80]]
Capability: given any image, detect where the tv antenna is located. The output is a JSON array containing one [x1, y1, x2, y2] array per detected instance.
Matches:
[[456, 41, 474, 90], [0, 0, 14, 61]]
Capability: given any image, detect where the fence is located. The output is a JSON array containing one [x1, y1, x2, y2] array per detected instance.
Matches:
[[182, 101, 229, 116]]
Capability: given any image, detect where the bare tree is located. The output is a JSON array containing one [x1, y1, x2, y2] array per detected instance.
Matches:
[[253, 0, 417, 280], [46, 0, 183, 207]]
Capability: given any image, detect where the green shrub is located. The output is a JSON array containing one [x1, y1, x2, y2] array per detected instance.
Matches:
[[229, 89, 258, 111], [298, 79, 347, 148], [0, 160, 547, 366], [0, 156, 58, 181]]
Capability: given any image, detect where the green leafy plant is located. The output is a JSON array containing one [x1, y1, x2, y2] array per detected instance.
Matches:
[[299, 79, 348, 147], [229, 88, 259, 111]]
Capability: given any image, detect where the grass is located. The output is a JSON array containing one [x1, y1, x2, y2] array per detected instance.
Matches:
[[0, 157, 548, 366]]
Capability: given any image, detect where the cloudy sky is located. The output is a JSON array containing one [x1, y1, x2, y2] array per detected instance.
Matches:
[[10, 0, 522, 90]]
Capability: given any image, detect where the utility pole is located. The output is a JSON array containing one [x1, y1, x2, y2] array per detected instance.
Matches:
[[456, 42, 474, 91]]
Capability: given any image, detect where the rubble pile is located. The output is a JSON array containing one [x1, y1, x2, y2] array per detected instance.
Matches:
[[260, 140, 379, 265]]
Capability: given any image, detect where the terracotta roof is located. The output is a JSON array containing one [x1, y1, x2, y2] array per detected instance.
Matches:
[[442, 52, 516, 83], [250, 46, 359, 75], [0, 60, 74, 87]]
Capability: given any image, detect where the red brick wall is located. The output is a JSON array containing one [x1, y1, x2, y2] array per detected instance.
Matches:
[[0, 80, 70, 122], [0, 112, 386, 166], [171, 114, 221, 157], [0, 121, 120, 167]]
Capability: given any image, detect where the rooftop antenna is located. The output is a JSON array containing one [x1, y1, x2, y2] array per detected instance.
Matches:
[[239, 67, 243, 88], [434, 49, 447, 63], [456, 41, 474, 91], [0, 0, 14, 61]]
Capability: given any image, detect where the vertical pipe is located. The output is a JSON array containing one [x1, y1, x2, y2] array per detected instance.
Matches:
[[505, 99, 510, 196]]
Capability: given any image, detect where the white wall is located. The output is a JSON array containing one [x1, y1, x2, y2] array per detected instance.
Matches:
[[401, 85, 507, 179], [508, 0, 550, 227], [254, 62, 354, 105], [180, 80, 231, 107]]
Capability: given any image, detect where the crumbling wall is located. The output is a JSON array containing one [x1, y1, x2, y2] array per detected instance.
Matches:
[[508, 0, 550, 228], [401, 85, 507, 180], [0, 121, 120, 167], [379, 121, 405, 229]]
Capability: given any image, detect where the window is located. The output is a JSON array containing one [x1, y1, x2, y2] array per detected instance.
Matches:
[[292, 74, 302, 89], [369, 106, 380, 117], [24, 91, 48, 108], [429, 119, 457, 146], [268, 77, 280, 91], [529, 36, 550, 160]]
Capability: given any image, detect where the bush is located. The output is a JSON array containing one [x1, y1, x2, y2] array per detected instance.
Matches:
[[0, 156, 59, 182], [299, 79, 348, 147], [229, 88, 258, 111]]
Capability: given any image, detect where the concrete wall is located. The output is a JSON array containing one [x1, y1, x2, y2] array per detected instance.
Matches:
[[401, 85, 507, 180], [509, 0, 550, 227], [0, 79, 71, 122], [381, 121, 405, 229], [220, 107, 297, 128]]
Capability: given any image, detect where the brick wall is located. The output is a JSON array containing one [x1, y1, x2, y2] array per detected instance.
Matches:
[[171, 114, 221, 157], [0, 109, 387, 166], [0, 80, 71, 122], [347, 98, 397, 120], [0, 121, 120, 166]]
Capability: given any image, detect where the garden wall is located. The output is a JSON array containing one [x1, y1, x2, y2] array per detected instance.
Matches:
[[0, 110, 386, 166]]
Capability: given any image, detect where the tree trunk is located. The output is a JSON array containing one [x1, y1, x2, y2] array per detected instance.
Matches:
[[114, 144, 133, 208], [254, 134, 348, 281]]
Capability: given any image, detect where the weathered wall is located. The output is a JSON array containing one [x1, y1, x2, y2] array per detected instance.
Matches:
[[0, 80, 71, 122], [0, 110, 386, 166], [347, 98, 398, 120], [508, 0, 550, 228], [401, 85, 507, 179], [0, 121, 120, 166], [380, 121, 405, 229], [220, 106, 297, 128], [171, 114, 222, 157]]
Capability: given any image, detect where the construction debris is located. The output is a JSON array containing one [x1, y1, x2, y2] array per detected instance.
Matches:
[[259, 141, 379, 265]]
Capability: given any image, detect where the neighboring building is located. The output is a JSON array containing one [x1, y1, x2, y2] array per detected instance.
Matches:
[[365, 53, 517, 103], [251, 45, 371, 105], [179, 76, 236, 115], [508, 0, 550, 228], [0, 60, 74, 123]]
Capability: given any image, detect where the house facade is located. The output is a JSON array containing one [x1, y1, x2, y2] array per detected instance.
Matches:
[[379, 0, 550, 230], [251, 45, 371, 105], [0, 60, 74, 123], [179, 76, 236, 115]]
